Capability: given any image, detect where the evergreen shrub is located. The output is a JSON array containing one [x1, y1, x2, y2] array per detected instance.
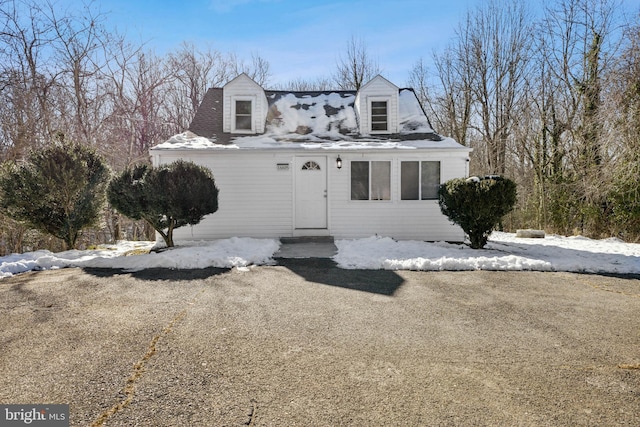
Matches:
[[438, 175, 517, 249], [0, 142, 110, 250], [108, 160, 219, 247]]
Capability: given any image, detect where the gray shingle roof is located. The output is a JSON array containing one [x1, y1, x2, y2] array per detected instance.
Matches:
[[187, 88, 230, 145], [186, 87, 442, 146]]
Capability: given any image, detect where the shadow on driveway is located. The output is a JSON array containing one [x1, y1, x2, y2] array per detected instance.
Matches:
[[276, 258, 405, 296], [83, 259, 405, 295], [82, 267, 230, 281]]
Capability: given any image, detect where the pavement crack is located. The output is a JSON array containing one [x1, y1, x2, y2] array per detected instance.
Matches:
[[618, 363, 640, 370], [579, 277, 640, 298], [245, 399, 258, 426], [90, 288, 206, 427]]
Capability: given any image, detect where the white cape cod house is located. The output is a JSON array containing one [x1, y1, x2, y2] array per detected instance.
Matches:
[[150, 73, 472, 243]]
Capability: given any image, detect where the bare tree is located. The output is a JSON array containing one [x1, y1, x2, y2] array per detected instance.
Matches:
[[130, 52, 170, 158], [462, 0, 533, 175], [99, 36, 171, 169], [45, 0, 112, 144], [599, 15, 640, 238], [225, 51, 271, 86], [536, 0, 620, 236], [416, 0, 531, 178], [333, 36, 381, 90], [0, 0, 123, 156], [409, 50, 474, 148], [269, 76, 333, 91], [0, 0, 277, 251], [0, 0, 122, 251], [0, 0, 58, 158], [164, 42, 230, 131]]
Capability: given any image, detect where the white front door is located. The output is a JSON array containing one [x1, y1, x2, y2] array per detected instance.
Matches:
[[295, 157, 327, 229]]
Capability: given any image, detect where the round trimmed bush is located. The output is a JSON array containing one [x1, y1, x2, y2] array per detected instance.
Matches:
[[438, 175, 517, 249], [108, 160, 219, 247]]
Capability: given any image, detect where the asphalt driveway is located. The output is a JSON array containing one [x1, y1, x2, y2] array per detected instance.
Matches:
[[1, 260, 639, 426]]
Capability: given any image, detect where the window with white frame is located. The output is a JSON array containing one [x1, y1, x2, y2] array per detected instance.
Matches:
[[233, 99, 253, 132], [370, 100, 388, 132], [401, 161, 441, 200], [351, 161, 391, 200]]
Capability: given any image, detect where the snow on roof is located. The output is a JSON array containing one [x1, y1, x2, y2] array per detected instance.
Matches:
[[399, 89, 434, 133], [152, 86, 467, 152], [154, 131, 239, 150], [154, 132, 465, 151], [265, 91, 358, 138]]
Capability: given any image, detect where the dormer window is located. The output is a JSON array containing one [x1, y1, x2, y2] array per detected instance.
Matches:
[[368, 97, 392, 133], [355, 75, 399, 134], [223, 73, 267, 134], [233, 98, 253, 132], [371, 101, 388, 131], [235, 100, 252, 129]]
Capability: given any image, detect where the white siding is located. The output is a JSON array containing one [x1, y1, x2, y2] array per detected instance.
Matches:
[[151, 148, 469, 243], [328, 152, 467, 241], [222, 74, 268, 134], [153, 150, 294, 240]]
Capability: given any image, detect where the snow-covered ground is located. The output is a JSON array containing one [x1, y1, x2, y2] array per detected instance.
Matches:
[[334, 232, 640, 273], [1, 232, 639, 279]]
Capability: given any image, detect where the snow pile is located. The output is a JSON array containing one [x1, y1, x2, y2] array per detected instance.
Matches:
[[0, 241, 154, 278], [0, 237, 280, 279], [334, 232, 640, 273], [2, 232, 639, 279]]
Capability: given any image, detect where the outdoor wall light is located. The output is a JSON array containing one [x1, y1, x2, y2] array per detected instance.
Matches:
[[336, 156, 342, 169]]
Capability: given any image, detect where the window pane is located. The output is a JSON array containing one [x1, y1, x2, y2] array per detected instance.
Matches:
[[371, 101, 388, 131], [302, 161, 321, 170], [371, 101, 387, 114], [235, 100, 252, 130], [235, 115, 251, 130], [421, 161, 440, 200], [236, 100, 252, 114], [371, 121, 388, 131], [351, 161, 369, 200], [371, 161, 390, 200], [401, 161, 419, 200]]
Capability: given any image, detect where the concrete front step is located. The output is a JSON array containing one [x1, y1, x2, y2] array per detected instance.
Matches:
[[280, 236, 335, 244], [276, 236, 337, 259]]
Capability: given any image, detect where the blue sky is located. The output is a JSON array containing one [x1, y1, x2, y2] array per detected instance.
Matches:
[[91, 0, 474, 86], [88, 0, 638, 87]]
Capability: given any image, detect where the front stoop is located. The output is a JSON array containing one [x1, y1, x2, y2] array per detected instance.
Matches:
[[280, 236, 335, 244], [275, 236, 337, 259]]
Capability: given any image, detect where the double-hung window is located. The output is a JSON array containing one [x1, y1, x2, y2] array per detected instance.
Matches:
[[351, 161, 391, 200], [401, 161, 441, 200], [370, 101, 388, 132], [234, 99, 253, 132]]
